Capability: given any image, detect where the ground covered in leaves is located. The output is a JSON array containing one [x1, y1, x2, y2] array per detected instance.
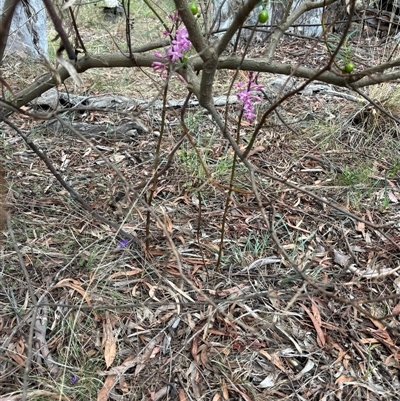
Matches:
[[2, 7, 400, 401], [2, 81, 400, 400]]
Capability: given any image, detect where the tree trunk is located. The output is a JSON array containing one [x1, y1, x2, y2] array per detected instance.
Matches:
[[0, 0, 48, 62]]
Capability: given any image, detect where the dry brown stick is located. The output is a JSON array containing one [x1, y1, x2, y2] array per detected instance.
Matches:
[[33, 298, 59, 376], [23, 306, 38, 401], [6, 215, 37, 305]]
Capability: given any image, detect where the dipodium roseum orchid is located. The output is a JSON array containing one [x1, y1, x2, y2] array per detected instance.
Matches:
[[152, 18, 192, 79], [236, 72, 263, 122]]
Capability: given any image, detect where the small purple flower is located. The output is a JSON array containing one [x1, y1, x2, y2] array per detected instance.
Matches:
[[166, 28, 190, 61], [152, 61, 168, 78], [70, 375, 79, 384], [175, 28, 191, 51], [118, 239, 129, 248], [167, 46, 183, 62]]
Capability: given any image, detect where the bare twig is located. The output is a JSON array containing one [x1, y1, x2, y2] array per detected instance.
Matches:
[[23, 306, 38, 401], [42, 0, 76, 61], [6, 215, 37, 305], [33, 298, 59, 376], [0, 113, 143, 250]]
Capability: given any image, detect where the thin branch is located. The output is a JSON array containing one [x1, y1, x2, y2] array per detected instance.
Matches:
[[264, 0, 338, 61], [174, 0, 211, 58], [244, 0, 356, 157], [23, 306, 38, 401], [8, 42, 169, 113], [204, 98, 397, 233], [68, 3, 87, 54], [42, 0, 76, 60], [0, 113, 143, 250], [216, 0, 261, 56], [9, 50, 400, 116], [174, 0, 219, 107], [6, 214, 37, 305], [351, 85, 400, 125]]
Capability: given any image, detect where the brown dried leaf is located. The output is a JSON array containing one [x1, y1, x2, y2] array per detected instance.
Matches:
[[208, 329, 225, 336], [15, 338, 25, 356], [7, 344, 26, 366], [367, 327, 400, 361], [350, 245, 365, 253], [335, 375, 356, 384], [54, 278, 91, 305], [105, 334, 162, 376], [311, 298, 322, 326], [178, 389, 187, 401], [222, 380, 229, 400], [388, 190, 398, 203], [300, 303, 325, 347], [0, 163, 6, 234], [385, 354, 399, 367], [200, 345, 213, 370], [0, 390, 71, 401], [143, 282, 161, 302], [108, 268, 143, 279], [356, 221, 365, 237], [117, 377, 129, 394], [156, 212, 173, 233], [247, 146, 265, 157], [97, 375, 117, 401], [268, 288, 280, 309], [360, 338, 379, 345], [332, 343, 349, 366], [369, 318, 385, 330], [228, 386, 252, 401], [392, 302, 400, 316], [191, 336, 199, 365], [206, 284, 246, 297], [134, 339, 161, 376], [190, 368, 202, 399], [259, 350, 287, 373], [103, 313, 116, 368]]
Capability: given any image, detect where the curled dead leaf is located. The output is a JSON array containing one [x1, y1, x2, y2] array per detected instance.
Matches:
[[103, 313, 116, 368], [54, 279, 91, 305], [300, 303, 325, 347]]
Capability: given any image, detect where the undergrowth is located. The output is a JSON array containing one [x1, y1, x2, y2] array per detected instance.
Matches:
[[2, 2, 400, 401]]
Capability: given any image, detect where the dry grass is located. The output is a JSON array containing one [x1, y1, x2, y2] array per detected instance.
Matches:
[[1, 3, 400, 401], [0, 163, 5, 233]]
